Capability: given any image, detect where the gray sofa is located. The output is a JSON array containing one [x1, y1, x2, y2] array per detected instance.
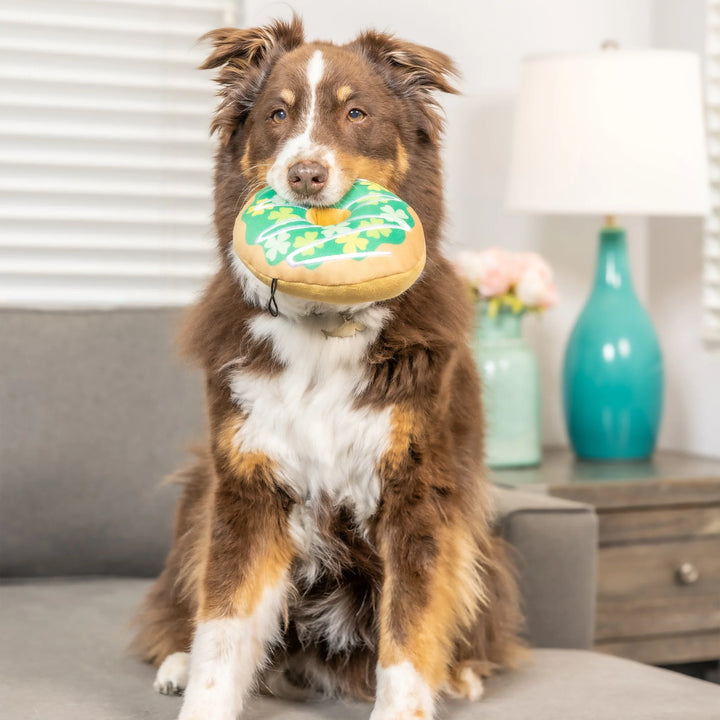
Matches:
[[2, 309, 719, 720]]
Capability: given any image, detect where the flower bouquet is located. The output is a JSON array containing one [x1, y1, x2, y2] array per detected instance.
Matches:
[[454, 248, 559, 315]]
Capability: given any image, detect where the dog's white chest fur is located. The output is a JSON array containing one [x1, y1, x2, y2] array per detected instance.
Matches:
[[229, 310, 392, 535]]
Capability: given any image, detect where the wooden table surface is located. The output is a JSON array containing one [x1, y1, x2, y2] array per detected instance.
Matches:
[[491, 447, 720, 489]]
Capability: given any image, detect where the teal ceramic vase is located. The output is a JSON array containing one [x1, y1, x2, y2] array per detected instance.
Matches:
[[474, 304, 541, 468], [563, 226, 663, 460]]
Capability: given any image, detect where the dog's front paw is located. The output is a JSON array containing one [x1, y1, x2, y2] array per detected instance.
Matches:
[[370, 662, 435, 720], [369, 700, 433, 720], [444, 662, 485, 702], [178, 694, 241, 720], [154, 652, 190, 696]]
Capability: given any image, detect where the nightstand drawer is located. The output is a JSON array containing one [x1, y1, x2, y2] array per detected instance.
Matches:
[[595, 537, 720, 640], [598, 505, 720, 544]]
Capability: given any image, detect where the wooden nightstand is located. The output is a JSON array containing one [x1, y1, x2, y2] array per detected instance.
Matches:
[[492, 449, 720, 665]]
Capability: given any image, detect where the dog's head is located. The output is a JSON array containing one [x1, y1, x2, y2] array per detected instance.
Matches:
[[202, 17, 457, 315]]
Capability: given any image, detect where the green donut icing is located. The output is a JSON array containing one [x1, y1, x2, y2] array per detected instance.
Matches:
[[240, 179, 415, 270]]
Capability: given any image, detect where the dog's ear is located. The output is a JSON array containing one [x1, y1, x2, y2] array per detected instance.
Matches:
[[200, 16, 304, 144], [348, 31, 459, 141]]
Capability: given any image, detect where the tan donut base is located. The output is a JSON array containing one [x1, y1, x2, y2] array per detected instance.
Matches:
[[233, 206, 426, 305]]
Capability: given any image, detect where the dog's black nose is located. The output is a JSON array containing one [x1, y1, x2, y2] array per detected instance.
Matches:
[[287, 161, 328, 196]]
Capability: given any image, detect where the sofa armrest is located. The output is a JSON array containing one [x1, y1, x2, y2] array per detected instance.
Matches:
[[493, 485, 598, 650]]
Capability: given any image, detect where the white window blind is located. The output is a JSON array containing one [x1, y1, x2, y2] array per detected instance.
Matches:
[[705, 0, 720, 340], [0, 0, 236, 308]]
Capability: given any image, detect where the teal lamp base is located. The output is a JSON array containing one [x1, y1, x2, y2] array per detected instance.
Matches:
[[563, 226, 663, 461]]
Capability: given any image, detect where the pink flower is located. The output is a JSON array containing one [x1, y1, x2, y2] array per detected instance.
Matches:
[[454, 248, 513, 298], [506, 252, 530, 285], [515, 253, 560, 308], [455, 248, 560, 310]]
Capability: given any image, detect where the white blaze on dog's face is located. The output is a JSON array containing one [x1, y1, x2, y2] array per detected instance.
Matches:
[[239, 43, 411, 208], [264, 50, 340, 205]]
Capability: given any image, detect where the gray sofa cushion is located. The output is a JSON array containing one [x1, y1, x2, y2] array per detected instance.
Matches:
[[494, 488, 598, 649], [1, 578, 718, 720], [0, 309, 205, 577]]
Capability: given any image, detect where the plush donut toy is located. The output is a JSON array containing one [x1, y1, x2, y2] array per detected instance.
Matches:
[[233, 179, 426, 306]]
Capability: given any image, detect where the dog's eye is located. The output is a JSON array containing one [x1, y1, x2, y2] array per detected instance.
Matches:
[[347, 108, 366, 122], [271, 109, 288, 124]]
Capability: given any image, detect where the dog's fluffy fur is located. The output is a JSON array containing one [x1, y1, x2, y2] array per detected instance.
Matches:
[[133, 17, 524, 720]]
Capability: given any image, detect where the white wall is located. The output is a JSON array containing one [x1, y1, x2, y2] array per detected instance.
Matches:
[[649, 0, 720, 458], [236, 1, 715, 454]]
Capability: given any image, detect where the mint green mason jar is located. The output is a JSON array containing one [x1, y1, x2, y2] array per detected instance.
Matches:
[[473, 304, 541, 468]]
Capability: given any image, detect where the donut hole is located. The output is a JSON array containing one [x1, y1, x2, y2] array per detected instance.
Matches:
[[306, 207, 352, 227]]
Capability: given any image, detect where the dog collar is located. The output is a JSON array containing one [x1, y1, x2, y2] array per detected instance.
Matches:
[[322, 313, 367, 339]]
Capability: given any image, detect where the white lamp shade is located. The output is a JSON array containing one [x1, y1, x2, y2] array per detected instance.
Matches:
[[506, 50, 710, 216]]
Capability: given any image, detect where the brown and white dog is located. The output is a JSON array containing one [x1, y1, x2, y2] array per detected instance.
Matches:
[[133, 16, 523, 720]]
